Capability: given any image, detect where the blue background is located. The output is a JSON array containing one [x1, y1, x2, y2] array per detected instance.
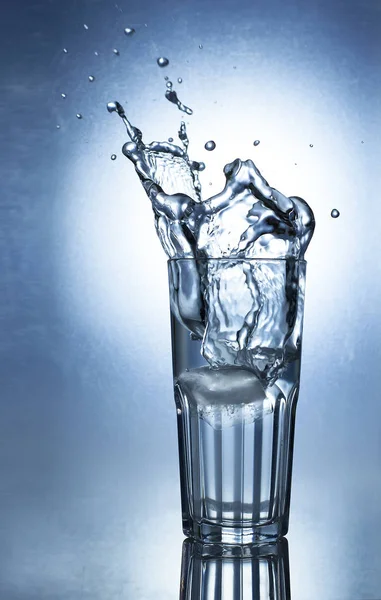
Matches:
[[1, 0, 380, 598]]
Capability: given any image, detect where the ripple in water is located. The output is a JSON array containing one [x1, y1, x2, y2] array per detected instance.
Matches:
[[204, 140, 216, 151], [331, 209, 340, 218], [157, 57, 169, 67]]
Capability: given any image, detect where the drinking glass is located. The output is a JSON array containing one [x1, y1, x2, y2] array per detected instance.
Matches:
[[169, 258, 306, 543]]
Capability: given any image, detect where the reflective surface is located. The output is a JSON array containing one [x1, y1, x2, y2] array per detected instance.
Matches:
[[1, 0, 381, 598]]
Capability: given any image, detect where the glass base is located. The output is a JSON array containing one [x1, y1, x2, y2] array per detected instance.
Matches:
[[184, 518, 286, 544]]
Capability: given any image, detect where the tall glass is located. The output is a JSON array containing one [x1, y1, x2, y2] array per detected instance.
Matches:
[[169, 258, 306, 544]]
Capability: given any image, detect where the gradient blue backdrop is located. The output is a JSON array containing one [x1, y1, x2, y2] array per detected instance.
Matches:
[[1, 0, 380, 598]]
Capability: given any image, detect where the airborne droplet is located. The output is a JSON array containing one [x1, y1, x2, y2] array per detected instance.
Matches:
[[168, 137, 174, 142], [165, 90, 193, 115], [253, 140, 260, 146], [107, 101, 123, 114], [157, 56, 169, 67], [204, 140, 216, 151], [111, 154, 117, 160], [61, 93, 67, 98], [177, 77, 183, 83], [113, 48, 120, 55], [56, 125, 61, 129], [76, 113, 83, 119], [94, 51, 99, 56], [331, 209, 340, 218], [88, 75, 95, 82], [63, 48, 68, 53], [199, 44, 203, 49], [166, 81, 173, 89], [309, 143, 314, 148], [124, 27, 135, 36], [83, 24, 89, 30]]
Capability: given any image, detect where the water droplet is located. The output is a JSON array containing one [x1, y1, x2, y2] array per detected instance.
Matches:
[[111, 154, 117, 160], [168, 137, 174, 142], [124, 27, 135, 36], [83, 24, 89, 30], [157, 56, 169, 67], [361, 140, 364, 144], [177, 77, 183, 83], [94, 51, 99, 56], [164, 76, 169, 81], [233, 66, 237, 69], [294, 163, 297, 166], [198, 162, 206, 171], [63, 48, 68, 53], [113, 48, 120, 55], [331, 209, 340, 218], [56, 125, 61, 129], [88, 75, 95, 82], [107, 101, 122, 114], [199, 44, 203, 49], [253, 140, 260, 146], [176, 408, 182, 415], [204, 140, 216, 151], [61, 93, 67, 99], [76, 113, 83, 119], [209, 182, 213, 185], [165, 90, 193, 115], [166, 81, 173, 89], [309, 143, 314, 148]]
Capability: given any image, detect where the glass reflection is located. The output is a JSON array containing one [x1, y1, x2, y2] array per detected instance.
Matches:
[[180, 537, 290, 600]]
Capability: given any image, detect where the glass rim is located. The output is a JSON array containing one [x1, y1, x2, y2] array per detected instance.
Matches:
[[168, 257, 307, 264]]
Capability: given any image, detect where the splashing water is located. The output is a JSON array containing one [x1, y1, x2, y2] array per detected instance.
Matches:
[[107, 101, 315, 382]]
